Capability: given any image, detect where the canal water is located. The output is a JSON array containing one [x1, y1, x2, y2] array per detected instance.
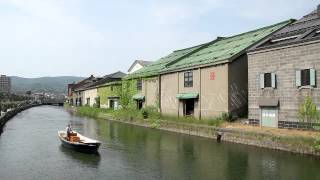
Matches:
[[0, 106, 319, 180]]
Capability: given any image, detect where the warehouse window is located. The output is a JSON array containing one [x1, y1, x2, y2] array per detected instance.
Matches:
[[260, 73, 276, 89], [301, 69, 311, 86], [296, 69, 316, 87], [184, 71, 193, 87], [264, 73, 272, 88], [137, 80, 142, 91]]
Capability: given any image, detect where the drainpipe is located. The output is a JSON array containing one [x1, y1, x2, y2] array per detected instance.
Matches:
[[199, 68, 202, 120], [144, 79, 146, 108], [159, 75, 161, 114], [177, 72, 180, 117]]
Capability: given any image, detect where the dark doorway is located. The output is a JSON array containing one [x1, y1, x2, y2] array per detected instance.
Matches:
[[109, 100, 114, 109], [79, 98, 82, 106], [184, 99, 195, 116], [137, 100, 143, 110]]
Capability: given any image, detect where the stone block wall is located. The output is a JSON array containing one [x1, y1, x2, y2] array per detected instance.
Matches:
[[248, 41, 320, 124]]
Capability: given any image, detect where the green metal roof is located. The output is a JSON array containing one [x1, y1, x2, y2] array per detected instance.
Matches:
[[176, 93, 199, 99], [124, 43, 207, 79], [162, 20, 294, 73]]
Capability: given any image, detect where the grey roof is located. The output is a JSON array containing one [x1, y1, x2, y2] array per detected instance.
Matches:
[[103, 71, 127, 79], [83, 71, 126, 90], [73, 71, 126, 92], [74, 77, 101, 91], [253, 5, 320, 50]]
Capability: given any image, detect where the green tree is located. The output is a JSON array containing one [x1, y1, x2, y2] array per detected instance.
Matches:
[[117, 81, 130, 109], [116, 80, 136, 109], [299, 96, 319, 123]]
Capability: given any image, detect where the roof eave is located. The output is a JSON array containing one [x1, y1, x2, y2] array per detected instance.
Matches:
[[160, 59, 230, 74], [248, 19, 297, 53], [248, 38, 320, 55], [96, 81, 122, 88]]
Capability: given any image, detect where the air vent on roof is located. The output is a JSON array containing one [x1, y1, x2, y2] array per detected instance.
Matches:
[[271, 35, 300, 43]]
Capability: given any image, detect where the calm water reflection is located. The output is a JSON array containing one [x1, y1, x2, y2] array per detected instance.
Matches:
[[0, 106, 319, 180]]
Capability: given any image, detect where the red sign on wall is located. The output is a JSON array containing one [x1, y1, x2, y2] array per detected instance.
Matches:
[[210, 72, 216, 80]]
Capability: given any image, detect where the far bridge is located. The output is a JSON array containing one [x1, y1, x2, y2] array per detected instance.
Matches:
[[42, 99, 65, 106]]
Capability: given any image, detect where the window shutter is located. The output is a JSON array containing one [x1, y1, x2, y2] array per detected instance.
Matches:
[[271, 73, 276, 88], [296, 70, 301, 87], [310, 69, 316, 86], [260, 74, 265, 89]]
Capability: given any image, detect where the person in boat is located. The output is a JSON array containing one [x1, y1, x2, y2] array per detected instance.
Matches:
[[66, 124, 73, 140]]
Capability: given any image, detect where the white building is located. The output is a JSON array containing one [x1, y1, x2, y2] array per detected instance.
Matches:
[[127, 60, 152, 74]]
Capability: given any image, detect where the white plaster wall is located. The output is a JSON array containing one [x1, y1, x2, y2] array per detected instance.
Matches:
[[128, 63, 143, 74], [83, 88, 98, 107]]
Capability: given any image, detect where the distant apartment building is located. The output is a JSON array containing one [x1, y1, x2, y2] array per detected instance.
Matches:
[[0, 75, 11, 94]]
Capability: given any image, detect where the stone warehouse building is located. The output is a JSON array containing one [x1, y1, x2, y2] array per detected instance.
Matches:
[[96, 71, 126, 109], [72, 75, 100, 106], [124, 20, 292, 118], [68, 75, 95, 106], [248, 6, 320, 128], [124, 45, 206, 109], [160, 20, 293, 119], [73, 71, 126, 107]]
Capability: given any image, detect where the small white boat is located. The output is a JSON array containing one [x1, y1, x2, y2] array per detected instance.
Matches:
[[58, 131, 101, 153]]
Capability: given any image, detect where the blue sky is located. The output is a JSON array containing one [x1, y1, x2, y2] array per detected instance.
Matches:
[[0, 0, 319, 78]]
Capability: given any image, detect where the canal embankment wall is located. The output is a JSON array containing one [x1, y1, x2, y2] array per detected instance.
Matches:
[[0, 104, 40, 134], [68, 107, 320, 157], [108, 119, 319, 156]]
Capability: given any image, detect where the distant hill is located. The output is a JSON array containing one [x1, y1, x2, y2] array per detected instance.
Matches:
[[10, 76, 85, 94]]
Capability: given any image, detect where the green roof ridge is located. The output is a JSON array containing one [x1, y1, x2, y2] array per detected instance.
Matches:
[[173, 42, 209, 52], [220, 19, 295, 41], [124, 43, 207, 79], [160, 19, 294, 73], [124, 19, 294, 79]]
